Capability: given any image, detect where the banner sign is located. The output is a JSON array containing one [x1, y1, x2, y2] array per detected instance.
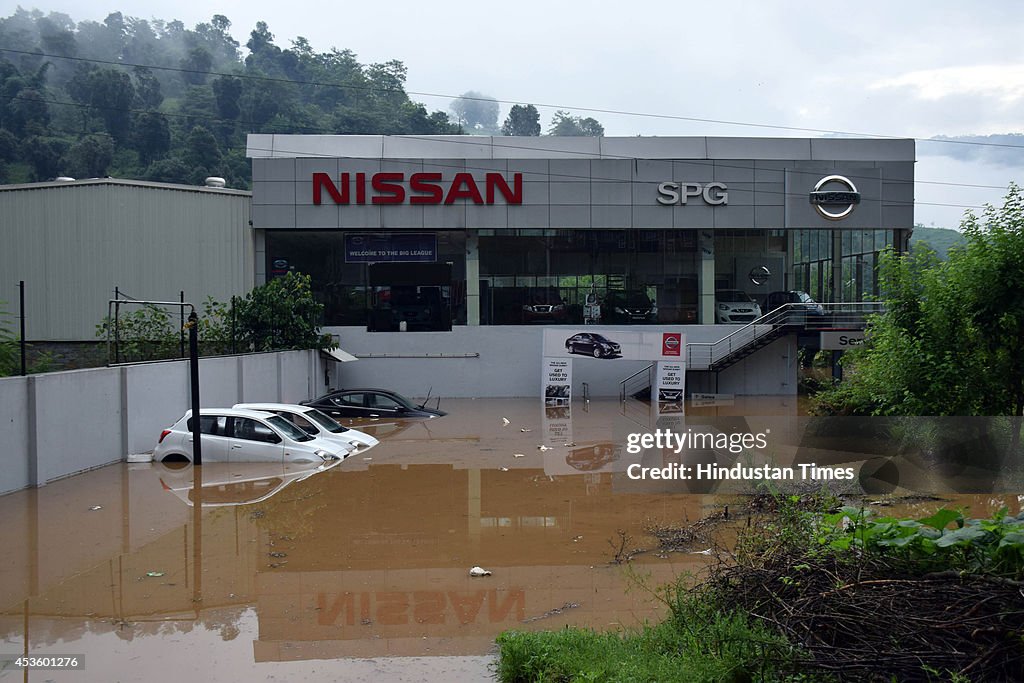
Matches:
[[544, 329, 686, 362], [655, 361, 685, 402], [542, 358, 572, 406], [344, 233, 437, 263]]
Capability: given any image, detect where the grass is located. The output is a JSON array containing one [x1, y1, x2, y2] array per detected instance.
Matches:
[[495, 579, 800, 683], [495, 493, 1024, 682]]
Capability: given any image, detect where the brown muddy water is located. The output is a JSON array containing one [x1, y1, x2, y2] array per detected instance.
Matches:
[[0, 397, 1018, 682]]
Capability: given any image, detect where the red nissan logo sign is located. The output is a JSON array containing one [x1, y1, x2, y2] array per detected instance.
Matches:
[[662, 333, 681, 356]]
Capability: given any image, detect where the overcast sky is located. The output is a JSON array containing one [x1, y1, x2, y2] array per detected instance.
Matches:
[[7, 0, 1023, 228]]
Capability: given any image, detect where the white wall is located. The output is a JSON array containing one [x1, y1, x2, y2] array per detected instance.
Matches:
[[324, 325, 795, 399], [0, 350, 323, 495]]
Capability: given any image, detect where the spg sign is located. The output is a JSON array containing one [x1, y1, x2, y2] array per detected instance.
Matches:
[[656, 182, 728, 206]]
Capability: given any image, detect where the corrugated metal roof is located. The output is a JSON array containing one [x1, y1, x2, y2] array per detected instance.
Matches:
[[0, 177, 252, 196]]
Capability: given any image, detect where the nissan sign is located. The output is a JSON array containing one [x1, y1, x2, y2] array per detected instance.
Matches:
[[809, 175, 860, 220]]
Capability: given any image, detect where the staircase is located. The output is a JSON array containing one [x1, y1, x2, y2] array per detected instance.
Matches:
[[687, 302, 884, 372]]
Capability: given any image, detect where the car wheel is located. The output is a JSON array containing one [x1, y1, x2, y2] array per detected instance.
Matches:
[[593, 347, 603, 358]]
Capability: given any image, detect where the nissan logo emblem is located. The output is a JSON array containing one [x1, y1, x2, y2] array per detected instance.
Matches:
[[664, 336, 680, 350], [809, 174, 860, 220]]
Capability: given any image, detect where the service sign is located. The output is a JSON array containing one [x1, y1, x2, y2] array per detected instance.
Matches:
[[820, 330, 865, 350]]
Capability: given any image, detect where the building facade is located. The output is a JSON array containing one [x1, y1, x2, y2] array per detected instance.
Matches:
[[248, 135, 913, 334]]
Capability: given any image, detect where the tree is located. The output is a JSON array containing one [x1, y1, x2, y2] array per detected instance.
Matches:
[[20, 135, 66, 179], [182, 125, 222, 181], [212, 75, 242, 120], [62, 133, 114, 177], [132, 65, 163, 109], [85, 68, 135, 141], [501, 104, 540, 136], [549, 110, 604, 136], [813, 184, 1024, 417], [234, 272, 334, 352], [132, 111, 170, 165], [180, 47, 213, 85], [450, 91, 499, 132]]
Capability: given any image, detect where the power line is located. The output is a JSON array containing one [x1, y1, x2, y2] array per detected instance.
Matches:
[[4, 46, 1024, 153], [3, 91, 1002, 211], [2, 91, 1013, 199]]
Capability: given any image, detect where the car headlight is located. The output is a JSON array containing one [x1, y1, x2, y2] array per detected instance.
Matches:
[[614, 307, 625, 314], [718, 304, 728, 310], [522, 305, 532, 312], [650, 306, 658, 315], [314, 449, 333, 461]]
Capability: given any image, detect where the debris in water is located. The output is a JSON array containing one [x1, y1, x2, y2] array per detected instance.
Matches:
[[469, 566, 492, 577], [522, 602, 581, 623], [537, 445, 551, 451], [520, 428, 531, 432], [500, 467, 509, 472], [145, 571, 165, 578], [501, 417, 510, 426], [691, 548, 714, 555], [88, 505, 102, 511], [563, 442, 577, 447], [268, 551, 287, 558], [513, 453, 525, 458], [572, 535, 583, 542], [268, 561, 288, 568], [363, 457, 373, 461]]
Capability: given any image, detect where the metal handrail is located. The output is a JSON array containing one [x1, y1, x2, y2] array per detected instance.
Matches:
[[619, 363, 654, 402], [687, 301, 885, 370]]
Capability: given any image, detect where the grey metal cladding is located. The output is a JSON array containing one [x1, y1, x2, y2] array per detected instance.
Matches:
[[547, 159, 591, 183], [380, 204, 424, 230], [549, 205, 591, 229], [785, 167, 883, 229], [295, 203, 340, 229], [707, 137, 812, 160], [590, 180, 632, 205]]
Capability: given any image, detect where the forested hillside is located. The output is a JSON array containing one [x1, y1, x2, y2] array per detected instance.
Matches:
[[910, 225, 966, 260], [0, 9, 461, 188]]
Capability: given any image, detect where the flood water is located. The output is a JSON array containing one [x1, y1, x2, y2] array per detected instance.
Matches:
[[0, 397, 1018, 682]]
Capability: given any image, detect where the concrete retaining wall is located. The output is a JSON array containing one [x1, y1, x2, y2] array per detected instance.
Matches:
[[0, 350, 323, 495]]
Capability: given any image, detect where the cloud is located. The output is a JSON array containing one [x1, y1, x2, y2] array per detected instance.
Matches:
[[870, 64, 1024, 104], [919, 134, 1024, 168]]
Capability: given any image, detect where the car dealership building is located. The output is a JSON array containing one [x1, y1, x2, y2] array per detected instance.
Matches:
[[246, 134, 913, 397], [0, 135, 913, 398]]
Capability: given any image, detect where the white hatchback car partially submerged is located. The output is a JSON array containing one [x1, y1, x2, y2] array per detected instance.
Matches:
[[153, 408, 353, 464], [233, 403, 380, 454]]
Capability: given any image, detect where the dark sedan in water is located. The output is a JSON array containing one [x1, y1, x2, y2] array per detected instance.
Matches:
[[302, 388, 447, 420]]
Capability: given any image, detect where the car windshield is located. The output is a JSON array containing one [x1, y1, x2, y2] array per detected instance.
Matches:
[[304, 408, 348, 434], [265, 414, 313, 442], [797, 292, 814, 303], [591, 334, 613, 343], [623, 292, 652, 306], [717, 290, 751, 303]]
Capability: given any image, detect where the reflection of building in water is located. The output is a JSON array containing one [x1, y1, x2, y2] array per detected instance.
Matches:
[[0, 459, 707, 660]]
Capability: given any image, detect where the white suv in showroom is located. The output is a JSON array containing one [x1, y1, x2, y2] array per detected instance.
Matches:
[[715, 290, 763, 324]]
